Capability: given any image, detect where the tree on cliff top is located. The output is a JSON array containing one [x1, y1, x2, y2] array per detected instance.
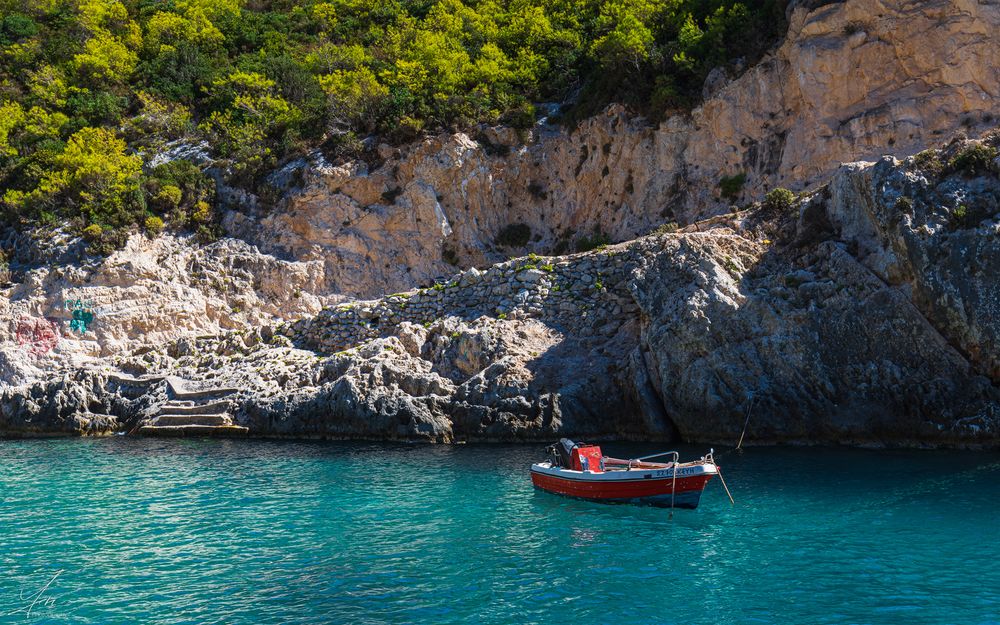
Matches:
[[0, 0, 788, 251]]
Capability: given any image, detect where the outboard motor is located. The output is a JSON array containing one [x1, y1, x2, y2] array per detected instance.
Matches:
[[545, 439, 577, 468]]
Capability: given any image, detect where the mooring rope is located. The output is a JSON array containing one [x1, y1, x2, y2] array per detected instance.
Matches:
[[716, 467, 736, 506], [735, 391, 756, 451]]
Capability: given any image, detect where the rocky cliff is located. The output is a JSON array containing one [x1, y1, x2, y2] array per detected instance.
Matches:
[[225, 0, 1000, 299], [4, 134, 1000, 447]]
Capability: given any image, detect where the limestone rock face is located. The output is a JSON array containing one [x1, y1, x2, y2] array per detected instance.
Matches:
[[4, 150, 1000, 446], [228, 0, 1000, 298], [629, 237, 1000, 445], [0, 234, 333, 385], [822, 144, 1000, 383], [0, 371, 119, 436]]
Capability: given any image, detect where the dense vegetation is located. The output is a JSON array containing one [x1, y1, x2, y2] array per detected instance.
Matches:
[[0, 0, 787, 250]]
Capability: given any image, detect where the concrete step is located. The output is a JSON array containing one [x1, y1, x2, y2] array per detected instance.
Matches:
[[172, 387, 240, 400], [152, 414, 231, 426], [166, 376, 239, 400], [136, 424, 249, 437], [159, 401, 231, 415], [108, 373, 168, 386]]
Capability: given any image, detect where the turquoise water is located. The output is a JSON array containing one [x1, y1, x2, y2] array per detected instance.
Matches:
[[1, 439, 998, 625]]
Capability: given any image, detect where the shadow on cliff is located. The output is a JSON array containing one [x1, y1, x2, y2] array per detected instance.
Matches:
[[631, 165, 1000, 448]]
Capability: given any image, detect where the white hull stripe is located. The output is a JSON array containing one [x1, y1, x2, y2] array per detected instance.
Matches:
[[530, 463, 717, 482]]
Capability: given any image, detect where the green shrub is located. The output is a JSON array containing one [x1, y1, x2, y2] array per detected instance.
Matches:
[[495, 223, 532, 248], [191, 201, 213, 225], [763, 187, 796, 212], [504, 102, 536, 130], [195, 224, 220, 244], [152, 185, 183, 212], [145, 215, 165, 236], [145, 160, 214, 226], [719, 173, 747, 201], [913, 149, 944, 177], [66, 91, 129, 128], [950, 204, 969, 229], [0, 14, 38, 44], [575, 230, 611, 253], [82, 224, 103, 242], [654, 222, 680, 234], [948, 144, 999, 177]]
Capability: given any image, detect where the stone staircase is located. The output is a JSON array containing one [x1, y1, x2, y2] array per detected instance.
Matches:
[[136, 376, 249, 437]]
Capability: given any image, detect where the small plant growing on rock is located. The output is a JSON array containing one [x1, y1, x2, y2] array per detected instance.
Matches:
[[575, 230, 610, 253], [763, 187, 796, 212], [654, 222, 680, 234], [948, 143, 999, 177], [913, 149, 944, 177], [441, 245, 459, 266], [144, 215, 165, 236], [82, 224, 103, 242], [895, 196, 914, 214], [497, 312, 507, 320], [719, 173, 746, 201], [381, 186, 403, 203], [495, 223, 532, 248], [950, 204, 970, 229], [541, 263, 554, 272]]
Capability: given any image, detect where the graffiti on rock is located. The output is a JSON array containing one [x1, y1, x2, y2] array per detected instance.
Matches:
[[64, 299, 96, 334], [16, 316, 60, 355]]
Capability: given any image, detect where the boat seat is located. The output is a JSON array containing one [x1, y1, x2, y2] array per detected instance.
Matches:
[[571, 445, 604, 472]]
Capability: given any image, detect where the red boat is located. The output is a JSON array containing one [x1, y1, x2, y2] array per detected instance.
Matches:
[[530, 439, 723, 509]]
